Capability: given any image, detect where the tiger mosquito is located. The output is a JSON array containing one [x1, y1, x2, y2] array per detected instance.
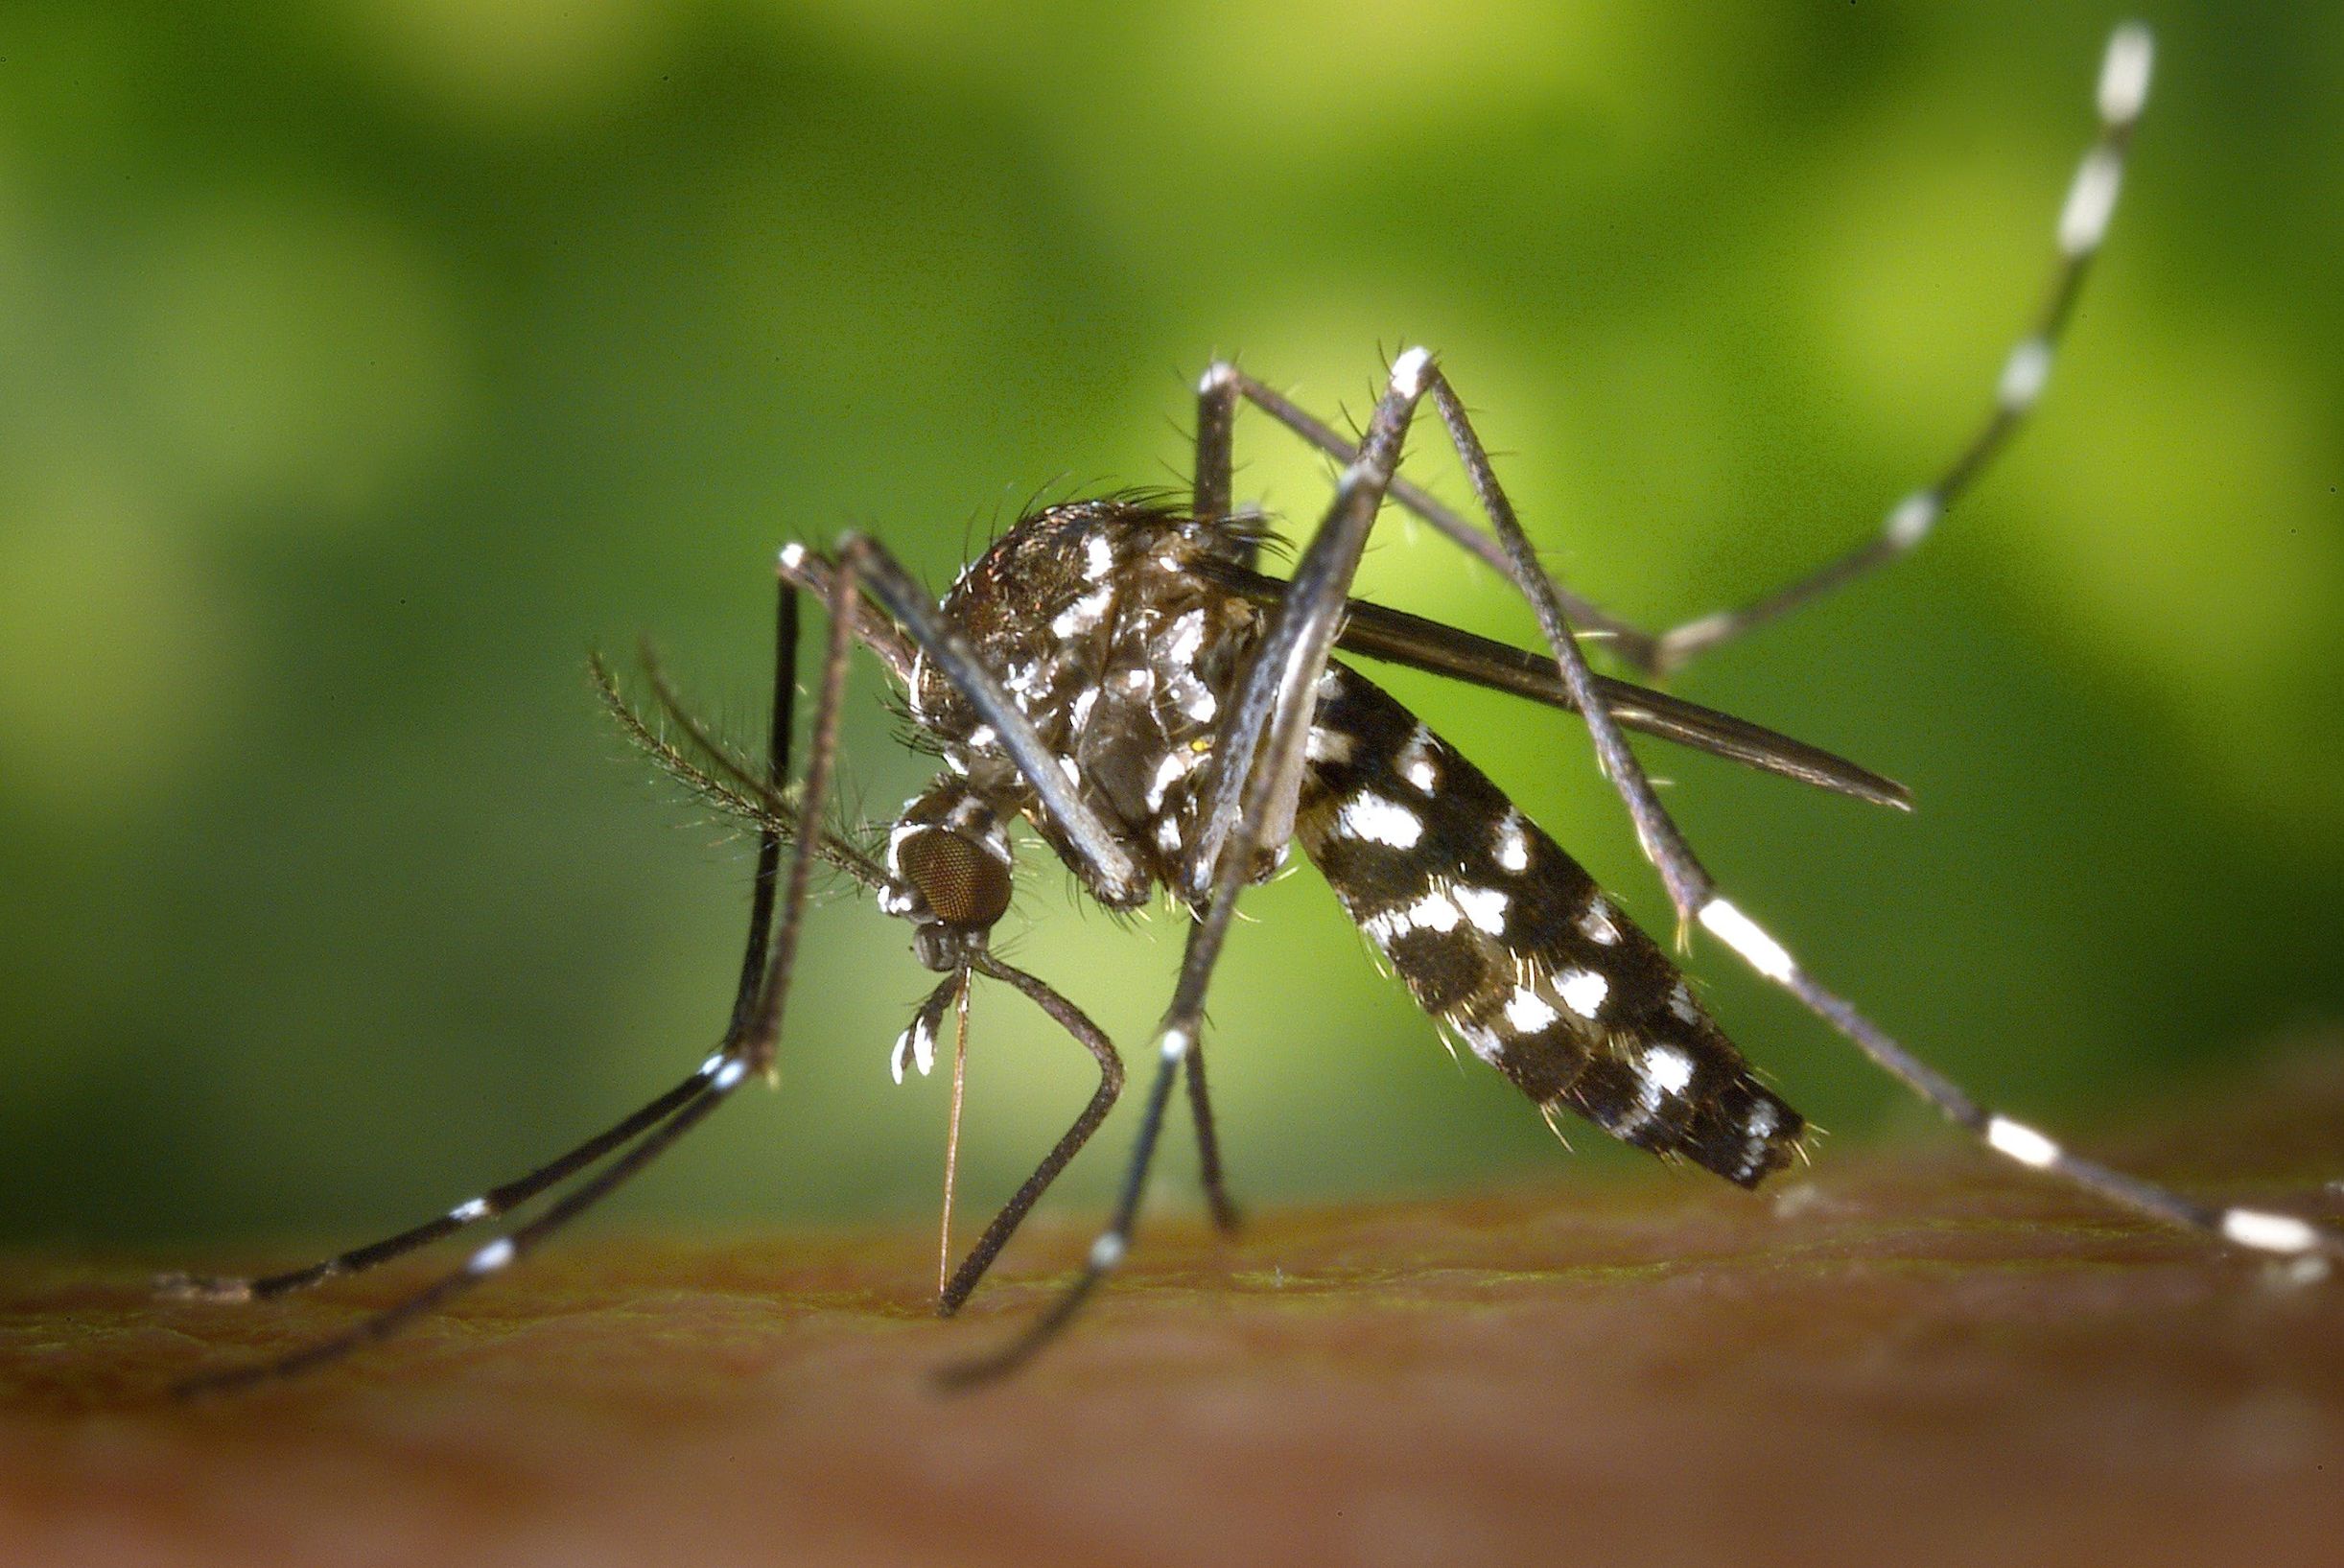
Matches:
[[163, 22, 2338, 1397]]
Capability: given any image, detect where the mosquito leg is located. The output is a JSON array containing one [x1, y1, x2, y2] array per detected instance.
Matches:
[[1183, 380, 1251, 1233], [777, 541, 916, 686], [1767, 960, 2343, 1264], [1210, 30, 2153, 680], [939, 350, 1438, 1385], [1650, 24, 2152, 672], [936, 956, 1125, 1317], [933, 1020, 1177, 1389], [169, 563, 832, 1395], [1206, 362, 1660, 667], [159, 584, 805, 1316], [153, 1068, 720, 1304], [1423, 368, 1716, 930], [172, 1078, 750, 1397], [1182, 1018, 1242, 1235], [732, 543, 861, 1073], [1420, 352, 2341, 1270], [734, 570, 801, 1034], [1194, 360, 1239, 526]]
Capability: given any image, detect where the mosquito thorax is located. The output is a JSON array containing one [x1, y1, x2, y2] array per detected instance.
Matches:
[[904, 499, 1272, 912]]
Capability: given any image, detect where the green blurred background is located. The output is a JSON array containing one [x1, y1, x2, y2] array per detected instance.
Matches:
[[2, 1, 2338, 1248]]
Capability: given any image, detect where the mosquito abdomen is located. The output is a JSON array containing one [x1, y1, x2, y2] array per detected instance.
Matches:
[[1295, 662, 1803, 1187]]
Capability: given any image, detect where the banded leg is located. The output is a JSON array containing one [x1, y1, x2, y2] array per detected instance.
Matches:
[[169, 550, 856, 1396], [1413, 354, 2342, 1269], [1648, 23, 2154, 672], [1200, 23, 2157, 680], [153, 1068, 719, 1307], [940, 349, 1443, 1385], [157, 583, 806, 1317]]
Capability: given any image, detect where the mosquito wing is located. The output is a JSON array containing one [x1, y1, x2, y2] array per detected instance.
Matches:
[[1195, 558, 1910, 810]]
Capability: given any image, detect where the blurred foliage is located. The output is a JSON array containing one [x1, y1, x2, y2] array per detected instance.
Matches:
[[1, 1, 2338, 1244]]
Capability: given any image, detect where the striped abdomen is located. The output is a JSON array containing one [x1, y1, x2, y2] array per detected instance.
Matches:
[[1294, 663, 1803, 1187]]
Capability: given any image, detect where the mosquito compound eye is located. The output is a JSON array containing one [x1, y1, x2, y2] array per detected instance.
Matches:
[[897, 826, 1012, 930]]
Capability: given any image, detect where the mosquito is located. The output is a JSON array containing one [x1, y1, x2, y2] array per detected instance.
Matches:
[[162, 22, 2336, 1397]]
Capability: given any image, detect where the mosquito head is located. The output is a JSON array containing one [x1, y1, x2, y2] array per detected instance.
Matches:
[[883, 779, 1015, 971], [899, 826, 1012, 970]]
